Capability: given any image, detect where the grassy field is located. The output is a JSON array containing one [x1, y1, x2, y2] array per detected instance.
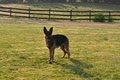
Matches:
[[0, 19, 120, 80]]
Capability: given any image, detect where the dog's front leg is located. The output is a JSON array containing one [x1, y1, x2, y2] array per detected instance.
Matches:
[[52, 48, 55, 62], [49, 48, 54, 64], [49, 49, 52, 64]]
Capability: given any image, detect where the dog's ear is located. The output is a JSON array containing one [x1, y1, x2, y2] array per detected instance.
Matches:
[[49, 27, 53, 35], [43, 27, 47, 35]]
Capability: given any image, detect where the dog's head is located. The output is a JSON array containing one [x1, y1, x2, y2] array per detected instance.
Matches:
[[43, 27, 53, 36], [43, 27, 53, 41]]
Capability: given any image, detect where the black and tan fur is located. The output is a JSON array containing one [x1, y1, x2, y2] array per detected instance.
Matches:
[[43, 27, 70, 64]]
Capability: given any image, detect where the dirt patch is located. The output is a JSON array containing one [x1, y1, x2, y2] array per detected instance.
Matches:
[[41, 21, 120, 27], [0, 17, 120, 27]]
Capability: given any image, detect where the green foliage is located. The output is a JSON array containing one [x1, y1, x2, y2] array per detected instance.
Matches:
[[93, 13, 106, 22], [0, 0, 119, 4]]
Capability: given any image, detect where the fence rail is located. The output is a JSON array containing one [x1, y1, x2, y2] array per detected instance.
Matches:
[[0, 6, 120, 22]]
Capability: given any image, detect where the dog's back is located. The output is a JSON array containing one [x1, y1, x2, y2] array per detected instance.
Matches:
[[52, 34, 69, 47]]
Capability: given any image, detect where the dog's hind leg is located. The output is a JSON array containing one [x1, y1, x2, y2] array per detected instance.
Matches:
[[64, 44, 70, 58], [60, 45, 67, 58]]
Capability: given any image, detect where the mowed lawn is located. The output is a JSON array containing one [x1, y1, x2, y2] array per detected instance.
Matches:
[[0, 20, 120, 80]]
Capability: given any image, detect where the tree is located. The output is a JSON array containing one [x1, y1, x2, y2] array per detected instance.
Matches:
[[94, 0, 100, 3], [81, 0, 87, 2], [69, 0, 76, 3], [0, 0, 23, 3]]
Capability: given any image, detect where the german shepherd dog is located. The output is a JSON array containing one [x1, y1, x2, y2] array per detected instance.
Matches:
[[43, 27, 70, 64]]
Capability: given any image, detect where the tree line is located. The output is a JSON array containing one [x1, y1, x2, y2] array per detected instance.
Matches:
[[0, 0, 119, 4]]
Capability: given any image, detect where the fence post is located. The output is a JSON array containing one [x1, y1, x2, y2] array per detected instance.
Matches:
[[49, 9, 51, 20], [10, 7, 12, 17], [28, 8, 31, 19], [109, 11, 111, 21], [89, 10, 91, 22], [70, 10, 72, 21]]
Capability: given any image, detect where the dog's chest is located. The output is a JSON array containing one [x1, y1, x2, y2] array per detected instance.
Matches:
[[45, 38, 53, 48], [45, 38, 61, 48]]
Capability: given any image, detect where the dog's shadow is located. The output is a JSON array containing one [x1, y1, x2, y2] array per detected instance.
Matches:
[[55, 58, 94, 78]]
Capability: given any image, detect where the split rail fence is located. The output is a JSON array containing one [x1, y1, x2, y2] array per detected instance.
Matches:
[[0, 6, 120, 22]]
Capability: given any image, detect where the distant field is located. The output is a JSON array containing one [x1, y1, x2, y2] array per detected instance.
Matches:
[[1, 3, 120, 10], [0, 19, 120, 80], [0, 3, 120, 22]]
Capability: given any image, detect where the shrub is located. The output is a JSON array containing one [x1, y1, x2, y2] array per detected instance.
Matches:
[[93, 13, 106, 22], [108, 17, 114, 22]]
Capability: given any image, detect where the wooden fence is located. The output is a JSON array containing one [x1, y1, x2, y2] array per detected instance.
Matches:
[[0, 6, 120, 22]]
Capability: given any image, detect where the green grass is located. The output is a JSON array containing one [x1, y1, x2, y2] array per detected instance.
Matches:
[[0, 20, 120, 80]]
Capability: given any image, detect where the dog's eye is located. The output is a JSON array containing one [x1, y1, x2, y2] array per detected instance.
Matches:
[[45, 36, 51, 40], [45, 36, 49, 39]]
